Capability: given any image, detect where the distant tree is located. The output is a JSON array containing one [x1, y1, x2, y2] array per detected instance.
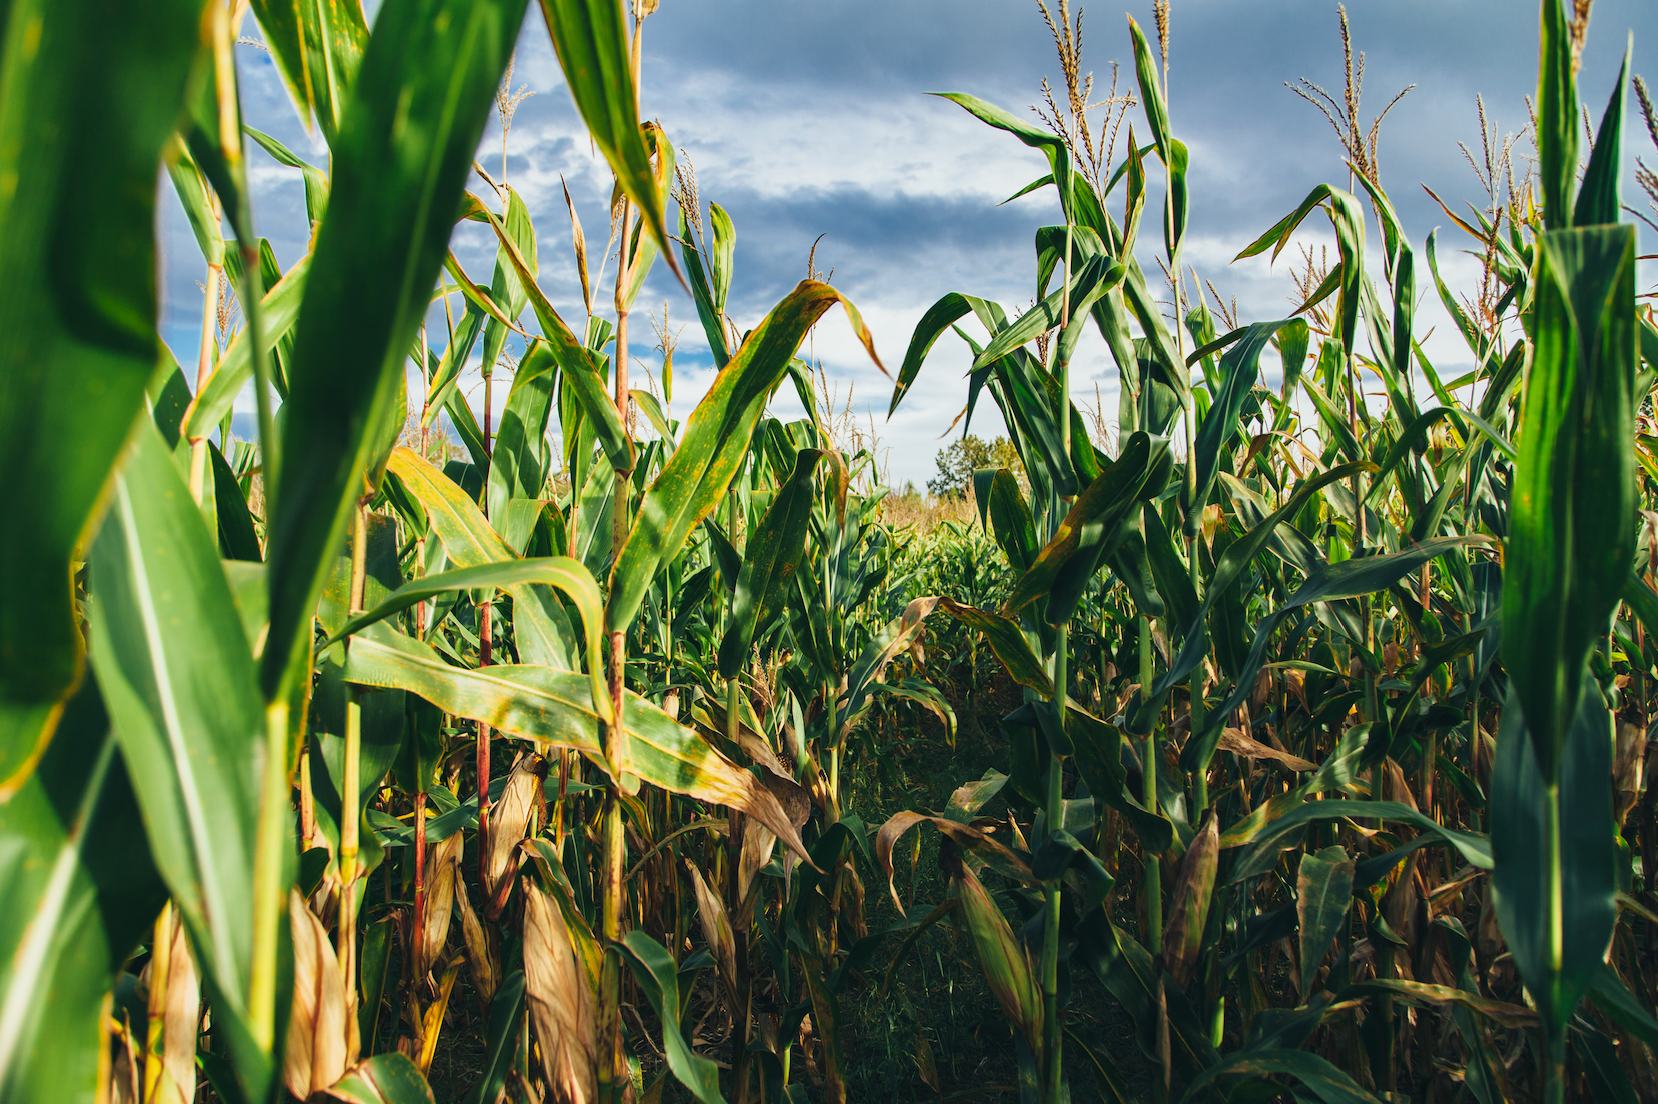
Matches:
[[927, 435, 1023, 498]]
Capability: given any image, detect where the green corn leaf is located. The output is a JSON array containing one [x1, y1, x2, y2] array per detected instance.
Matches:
[[185, 253, 313, 440], [1067, 706, 1173, 853], [536, 0, 681, 283], [0, 0, 203, 791], [1588, 963, 1658, 1049], [937, 599, 1053, 698], [1185, 320, 1306, 522], [343, 625, 811, 861], [1337, 979, 1537, 1030], [1147, 461, 1372, 705], [1424, 229, 1495, 363], [212, 442, 263, 563], [244, 125, 331, 225], [1575, 40, 1631, 228], [1505, 226, 1637, 781], [463, 972, 526, 1104], [1127, 16, 1171, 166], [1112, 269, 1183, 414], [718, 450, 824, 678], [935, 92, 1077, 227], [889, 291, 1001, 416], [477, 188, 539, 382], [1349, 174, 1419, 392], [1173, 535, 1488, 771], [327, 1053, 436, 1104], [1163, 137, 1189, 265], [247, 0, 368, 144], [426, 286, 489, 422], [618, 932, 728, 1104], [607, 281, 882, 632], [1622, 572, 1658, 641], [165, 136, 225, 267], [1234, 185, 1365, 355], [1106, 505, 1165, 619], [87, 420, 277, 1104], [992, 348, 1079, 498], [1490, 687, 1619, 1044], [385, 449, 575, 670], [677, 205, 732, 369], [1297, 845, 1354, 996], [1227, 799, 1491, 881], [1002, 432, 1172, 624], [1176, 1048, 1385, 1104], [1031, 829, 1115, 916], [487, 339, 559, 522], [972, 468, 1033, 571], [1536, 0, 1578, 229], [835, 598, 948, 743], [263, 0, 530, 701], [0, 678, 166, 1104], [464, 192, 636, 476], [326, 555, 606, 721], [971, 255, 1124, 370], [148, 357, 194, 450]]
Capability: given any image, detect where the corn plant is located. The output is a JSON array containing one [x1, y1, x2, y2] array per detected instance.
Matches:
[[879, 2, 1658, 1102], [4, 0, 1658, 1103]]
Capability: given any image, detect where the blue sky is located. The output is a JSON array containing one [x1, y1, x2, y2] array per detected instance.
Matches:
[[162, 0, 1658, 488]]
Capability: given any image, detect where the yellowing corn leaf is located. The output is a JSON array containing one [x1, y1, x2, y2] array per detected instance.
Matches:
[[343, 624, 812, 865], [416, 959, 462, 1077]]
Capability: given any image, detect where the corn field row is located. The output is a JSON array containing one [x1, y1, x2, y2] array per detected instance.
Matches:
[[2, 0, 1657, 1102]]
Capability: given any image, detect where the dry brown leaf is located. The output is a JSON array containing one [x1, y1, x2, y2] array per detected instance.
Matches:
[[523, 884, 598, 1104], [485, 754, 544, 914], [1382, 758, 1419, 811], [454, 876, 498, 1008], [284, 891, 350, 1099], [153, 910, 199, 1104], [737, 775, 810, 909], [1616, 721, 1647, 826], [1216, 727, 1316, 772], [684, 859, 738, 1004], [419, 832, 464, 977]]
